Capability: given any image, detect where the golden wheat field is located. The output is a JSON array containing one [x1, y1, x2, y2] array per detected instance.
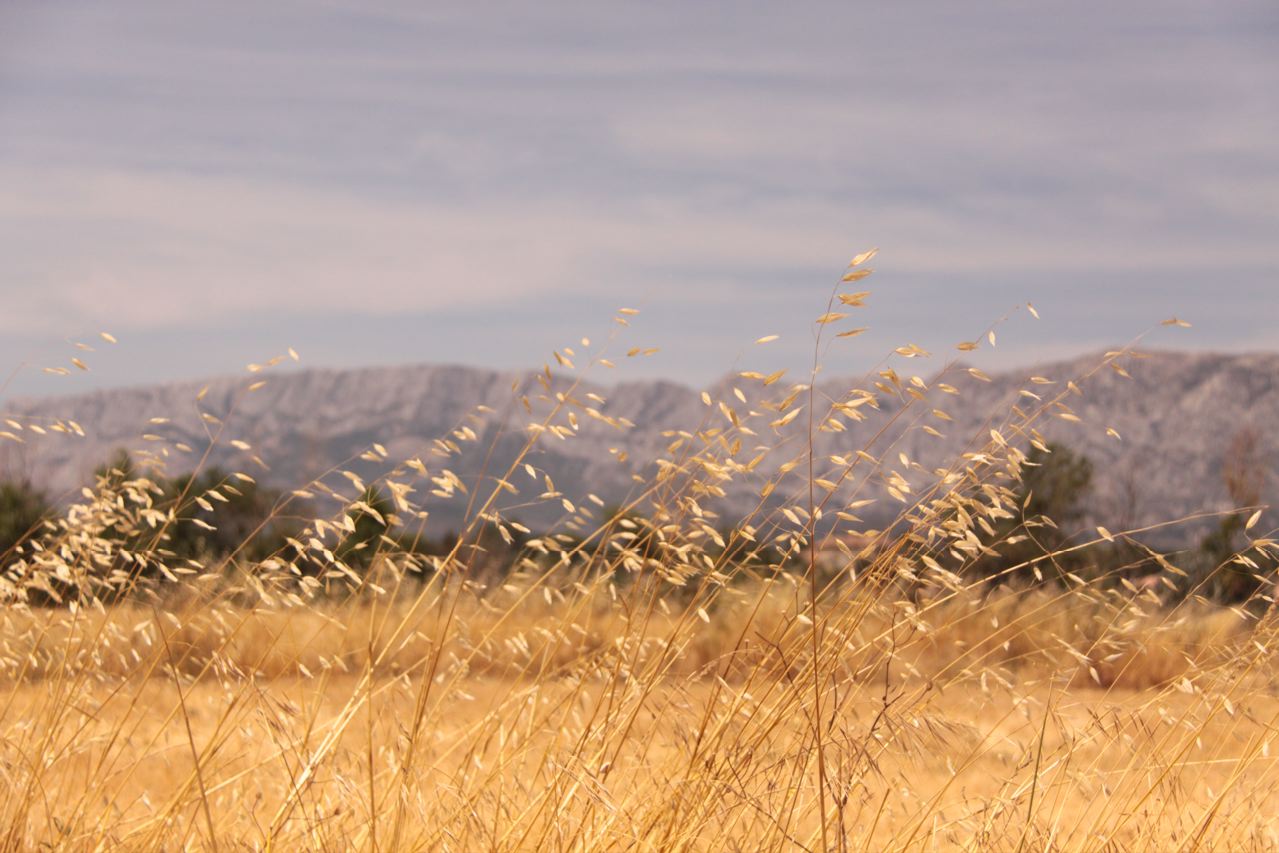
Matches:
[[4, 583, 1279, 851], [3, 283, 1279, 852]]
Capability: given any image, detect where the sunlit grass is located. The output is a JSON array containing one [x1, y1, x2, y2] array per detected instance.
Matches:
[[2, 259, 1276, 850]]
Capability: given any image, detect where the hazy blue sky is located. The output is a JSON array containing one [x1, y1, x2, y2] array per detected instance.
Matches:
[[1, 1, 1275, 396]]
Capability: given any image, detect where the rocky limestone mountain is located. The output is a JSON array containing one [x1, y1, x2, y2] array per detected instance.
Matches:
[[1, 351, 1274, 545]]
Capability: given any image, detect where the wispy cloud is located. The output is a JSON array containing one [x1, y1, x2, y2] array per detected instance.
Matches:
[[0, 0, 1275, 392]]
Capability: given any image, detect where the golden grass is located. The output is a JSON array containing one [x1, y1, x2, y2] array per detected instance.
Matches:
[[3, 264, 1278, 850], [3, 592, 1278, 851], [3, 571, 1277, 851]]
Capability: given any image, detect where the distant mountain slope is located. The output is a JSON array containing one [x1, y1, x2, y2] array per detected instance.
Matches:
[[2, 351, 1274, 544]]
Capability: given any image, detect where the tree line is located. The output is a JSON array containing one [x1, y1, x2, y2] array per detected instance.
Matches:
[[0, 435, 1272, 604]]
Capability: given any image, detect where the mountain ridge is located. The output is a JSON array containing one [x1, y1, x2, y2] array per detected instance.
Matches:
[[2, 349, 1275, 545]]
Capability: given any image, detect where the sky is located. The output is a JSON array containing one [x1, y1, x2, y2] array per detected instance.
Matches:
[[0, 0, 1276, 397]]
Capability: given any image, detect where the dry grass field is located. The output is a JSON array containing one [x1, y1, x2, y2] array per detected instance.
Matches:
[[4, 279, 1278, 851], [3, 586, 1278, 851]]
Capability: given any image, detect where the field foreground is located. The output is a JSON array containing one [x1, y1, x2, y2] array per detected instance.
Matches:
[[3, 592, 1279, 853], [5, 326, 1279, 850]]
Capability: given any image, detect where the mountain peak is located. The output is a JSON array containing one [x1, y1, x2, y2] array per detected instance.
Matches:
[[4, 350, 1275, 545]]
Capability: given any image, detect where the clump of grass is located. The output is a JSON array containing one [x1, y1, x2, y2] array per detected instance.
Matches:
[[1, 259, 1277, 850]]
